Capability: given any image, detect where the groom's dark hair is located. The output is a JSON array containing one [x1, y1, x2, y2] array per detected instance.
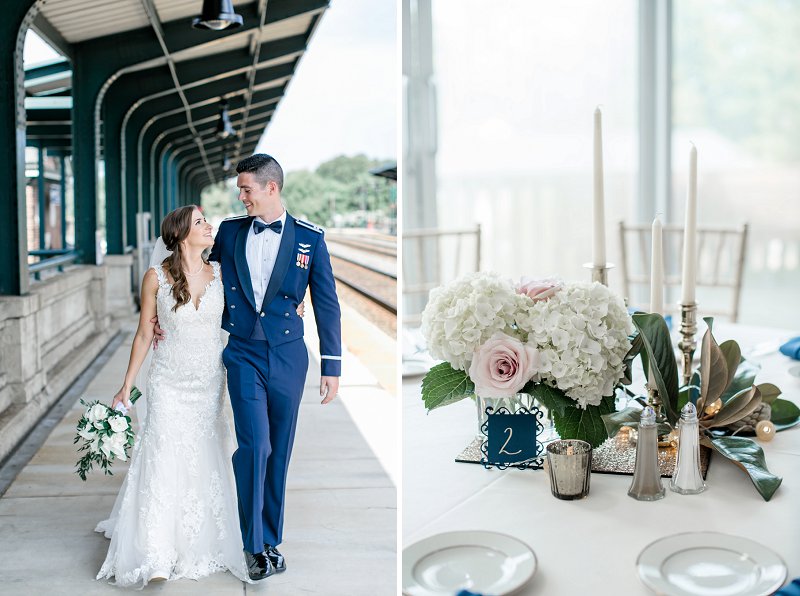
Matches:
[[236, 153, 284, 191]]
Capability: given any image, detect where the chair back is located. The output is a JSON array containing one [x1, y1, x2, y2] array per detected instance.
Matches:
[[618, 221, 748, 321], [402, 225, 482, 326]]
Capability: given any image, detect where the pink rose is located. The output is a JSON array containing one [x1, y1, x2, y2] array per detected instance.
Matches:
[[468, 333, 541, 398], [516, 277, 563, 302]]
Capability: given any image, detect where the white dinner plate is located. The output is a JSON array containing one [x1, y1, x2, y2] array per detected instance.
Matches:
[[788, 364, 800, 379], [402, 530, 537, 596], [637, 532, 787, 596]]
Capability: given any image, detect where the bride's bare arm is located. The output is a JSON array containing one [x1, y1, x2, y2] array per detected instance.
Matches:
[[111, 269, 159, 410]]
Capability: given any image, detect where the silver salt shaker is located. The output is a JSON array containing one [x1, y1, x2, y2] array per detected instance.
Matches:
[[670, 402, 706, 494], [628, 406, 665, 501]]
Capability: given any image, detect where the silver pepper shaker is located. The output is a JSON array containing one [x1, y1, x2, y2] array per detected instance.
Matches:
[[670, 402, 706, 494], [628, 406, 665, 501]]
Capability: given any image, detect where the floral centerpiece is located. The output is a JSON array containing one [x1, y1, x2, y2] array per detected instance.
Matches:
[[420, 272, 634, 447]]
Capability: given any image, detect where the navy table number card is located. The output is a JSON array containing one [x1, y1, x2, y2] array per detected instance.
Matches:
[[481, 405, 545, 470]]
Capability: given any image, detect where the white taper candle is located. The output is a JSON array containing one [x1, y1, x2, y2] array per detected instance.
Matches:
[[681, 144, 698, 304], [593, 107, 606, 267], [650, 217, 664, 315]]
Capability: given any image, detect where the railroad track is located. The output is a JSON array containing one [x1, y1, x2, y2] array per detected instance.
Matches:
[[326, 234, 397, 257], [326, 233, 397, 316]]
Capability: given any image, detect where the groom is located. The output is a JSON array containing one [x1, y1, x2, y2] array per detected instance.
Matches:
[[209, 154, 341, 580]]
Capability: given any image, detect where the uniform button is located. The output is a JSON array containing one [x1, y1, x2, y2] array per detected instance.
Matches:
[[231, 286, 236, 291], [284, 312, 290, 317], [231, 304, 236, 309], [283, 295, 288, 299], [260, 312, 265, 318], [284, 329, 289, 335]]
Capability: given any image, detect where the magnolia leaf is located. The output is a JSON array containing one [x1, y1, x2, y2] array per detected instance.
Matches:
[[756, 383, 782, 405], [706, 386, 762, 428], [701, 435, 782, 501], [553, 396, 615, 448], [528, 383, 574, 417], [601, 406, 642, 438], [698, 319, 728, 413], [632, 313, 679, 426], [770, 398, 800, 425], [421, 363, 474, 411], [621, 333, 643, 386], [720, 357, 761, 403], [718, 340, 741, 391]]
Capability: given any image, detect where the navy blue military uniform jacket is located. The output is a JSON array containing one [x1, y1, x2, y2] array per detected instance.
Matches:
[[209, 213, 342, 377]]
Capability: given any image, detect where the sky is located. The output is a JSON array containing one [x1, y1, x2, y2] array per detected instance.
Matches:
[[258, 0, 397, 172], [23, 0, 398, 174]]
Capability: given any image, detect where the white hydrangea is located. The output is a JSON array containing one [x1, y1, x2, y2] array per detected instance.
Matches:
[[421, 272, 522, 370], [515, 281, 633, 408]]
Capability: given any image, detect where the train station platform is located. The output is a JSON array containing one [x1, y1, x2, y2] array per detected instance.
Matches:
[[0, 304, 396, 595]]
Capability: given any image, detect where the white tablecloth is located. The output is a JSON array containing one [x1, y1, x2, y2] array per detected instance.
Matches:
[[403, 323, 800, 594]]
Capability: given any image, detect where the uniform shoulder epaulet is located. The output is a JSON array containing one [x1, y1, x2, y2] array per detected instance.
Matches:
[[296, 219, 323, 234], [223, 214, 250, 222]]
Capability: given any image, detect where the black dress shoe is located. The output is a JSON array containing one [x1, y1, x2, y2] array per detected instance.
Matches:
[[244, 549, 275, 580], [264, 544, 286, 572]]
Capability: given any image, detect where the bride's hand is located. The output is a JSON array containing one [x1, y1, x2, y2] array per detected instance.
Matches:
[[112, 386, 131, 411], [296, 301, 306, 318]]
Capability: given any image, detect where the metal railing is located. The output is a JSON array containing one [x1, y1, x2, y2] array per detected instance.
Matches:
[[28, 249, 80, 279]]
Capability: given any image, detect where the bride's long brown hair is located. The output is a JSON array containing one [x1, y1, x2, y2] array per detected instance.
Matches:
[[160, 205, 204, 312]]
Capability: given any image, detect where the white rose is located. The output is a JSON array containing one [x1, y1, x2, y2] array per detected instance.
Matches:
[[78, 426, 96, 441], [108, 416, 129, 433], [87, 403, 109, 424], [107, 433, 128, 461]]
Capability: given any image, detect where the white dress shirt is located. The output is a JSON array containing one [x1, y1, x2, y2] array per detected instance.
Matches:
[[246, 210, 286, 310]]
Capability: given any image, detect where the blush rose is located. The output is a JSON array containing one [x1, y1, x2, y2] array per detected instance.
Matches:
[[516, 277, 563, 302], [468, 333, 541, 397]]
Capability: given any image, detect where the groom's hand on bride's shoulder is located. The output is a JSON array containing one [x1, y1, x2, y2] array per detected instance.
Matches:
[[150, 315, 165, 349], [320, 376, 340, 405]]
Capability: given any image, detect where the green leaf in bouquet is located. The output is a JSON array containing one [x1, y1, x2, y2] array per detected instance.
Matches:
[[553, 395, 615, 448], [527, 383, 574, 417], [698, 318, 728, 413], [701, 435, 782, 501], [756, 383, 781, 405], [770, 398, 800, 426], [632, 313, 679, 426], [130, 386, 142, 404], [421, 362, 474, 411]]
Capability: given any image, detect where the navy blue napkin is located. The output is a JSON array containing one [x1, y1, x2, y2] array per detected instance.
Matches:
[[776, 578, 800, 595], [455, 591, 483, 596], [780, 337, 800, 360]]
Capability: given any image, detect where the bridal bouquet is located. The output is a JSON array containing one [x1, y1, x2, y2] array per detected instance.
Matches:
[[420, 272, 634, 447], [74, 387, 141, 481]]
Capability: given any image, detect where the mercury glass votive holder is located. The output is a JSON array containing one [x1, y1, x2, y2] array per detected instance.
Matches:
[[546, 440, 592, 500]]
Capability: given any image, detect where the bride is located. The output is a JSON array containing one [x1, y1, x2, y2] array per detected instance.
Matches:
[[95, 205, 303, 587]]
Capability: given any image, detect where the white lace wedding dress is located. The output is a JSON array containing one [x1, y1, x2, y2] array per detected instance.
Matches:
[[96, 262, 248, 587]]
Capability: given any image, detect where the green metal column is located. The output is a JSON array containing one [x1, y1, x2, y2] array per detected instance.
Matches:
[[37, 144, 45, 249], [60, 154, 67, 248], [0, 1, 38, 295]]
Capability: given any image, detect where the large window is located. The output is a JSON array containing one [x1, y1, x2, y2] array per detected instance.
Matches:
[[673, 0, 800, 327], [430, 0, 638, 288], [405, 0, 800, 329]]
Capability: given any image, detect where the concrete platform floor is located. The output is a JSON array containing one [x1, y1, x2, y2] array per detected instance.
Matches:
[[0, 318, 396, 595]]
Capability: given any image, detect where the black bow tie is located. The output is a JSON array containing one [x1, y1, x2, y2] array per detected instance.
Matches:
[[253, 219, 282, 235]]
